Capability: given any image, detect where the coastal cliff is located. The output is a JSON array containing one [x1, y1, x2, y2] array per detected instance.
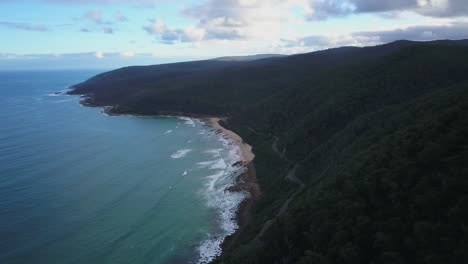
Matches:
[[69, 39, 468, 263]]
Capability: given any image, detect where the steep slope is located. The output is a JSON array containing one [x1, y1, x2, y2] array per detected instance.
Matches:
[[219, 45, 468, 264], [69, 40, 468, 263]]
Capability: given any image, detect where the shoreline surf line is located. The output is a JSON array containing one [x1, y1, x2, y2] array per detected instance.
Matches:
[[204, 117, 260, 259], [71, 96, 260, 263], [205, 117, 255, 163]]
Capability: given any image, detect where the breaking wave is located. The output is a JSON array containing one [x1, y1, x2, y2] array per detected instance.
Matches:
[[170, 149, 192, 159], [179, 117, 195, 127], [193, 127, 248, 264]]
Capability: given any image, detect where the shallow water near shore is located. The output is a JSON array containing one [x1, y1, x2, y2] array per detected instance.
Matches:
[[0, 70, 246, 264]]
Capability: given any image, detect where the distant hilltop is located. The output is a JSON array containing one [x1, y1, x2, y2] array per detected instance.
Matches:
[[212, 54, 286, 62]]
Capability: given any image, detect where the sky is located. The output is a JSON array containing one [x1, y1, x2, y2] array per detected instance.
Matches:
[[1, 0, 468, 69]]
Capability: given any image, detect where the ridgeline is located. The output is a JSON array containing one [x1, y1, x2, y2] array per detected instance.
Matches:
[[69, 40, 468, 264]]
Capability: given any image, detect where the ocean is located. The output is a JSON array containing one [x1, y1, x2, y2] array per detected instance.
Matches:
[[0, 70, 246, 264]]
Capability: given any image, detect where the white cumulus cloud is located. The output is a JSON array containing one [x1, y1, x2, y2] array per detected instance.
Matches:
[[95, 51, 104, 58], [120, 51, 136, 57]]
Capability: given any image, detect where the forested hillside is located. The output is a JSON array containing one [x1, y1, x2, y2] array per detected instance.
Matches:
[[69, 40, 468, 263]]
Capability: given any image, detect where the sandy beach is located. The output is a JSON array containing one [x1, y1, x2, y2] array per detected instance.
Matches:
[[205, 117, 260, 252], [207, 117, 255, 163]]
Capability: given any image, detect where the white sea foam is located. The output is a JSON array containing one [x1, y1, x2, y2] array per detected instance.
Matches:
[[210, 159, 227, 170], [197, 161, 216, 168], [47, 89, 69, 97], [46, 93, 62, 97], [100, 110, 110, 116], [197, 236, 223, 264], [206, 171, 224, 191], [194, 128, 249, 264], [53, 99, 73, 103], [163, 130, 173, 135], [170, 149, 192, 159], [204, 148, 223, 158], [179, 117, 195, 127], [196, 188, 247, 264], [196, 158, 226, 170]]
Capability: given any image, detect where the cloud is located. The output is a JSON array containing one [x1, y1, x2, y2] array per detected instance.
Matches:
[[418, 0, 468, 17], [143, 19, 175, 43], [305, 0, 468, 20], [0, 51, 189, 70], [95, 51, 104, 58], [143, 19, 202, 44], [0, 51, 166, 61], [0, 21, 49, 32], [143, 18, 167, 34], [143, 0, 303, 43], [353, 21, 468, 43], [79, 10, 118, 34], [160, 29, 181, 44], [280, 21, 468, 53], [120, 51, 136, 57], [34, 0, 468, 18], [280, 35, 360, 53], [45, 0, 160, 6], [102, 26, 114, 34], [282, 35, 333, 48], [84, 10, 103, 24], [181, 0, 293, 41], [181, 26, 205, 42], [114, 11, 128, 22]]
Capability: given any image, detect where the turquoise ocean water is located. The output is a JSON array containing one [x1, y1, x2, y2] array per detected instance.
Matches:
[[0, 71, 246, 264]]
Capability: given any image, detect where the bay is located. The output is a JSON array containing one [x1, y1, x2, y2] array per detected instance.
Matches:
[[0, 70, 245, 264]]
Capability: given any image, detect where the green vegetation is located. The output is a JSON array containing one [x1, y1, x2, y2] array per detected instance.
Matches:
[[70, 39, 468, 263]]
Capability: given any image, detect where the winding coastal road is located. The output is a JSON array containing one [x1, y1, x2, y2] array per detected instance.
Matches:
[[250, 138, 306, 243]]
